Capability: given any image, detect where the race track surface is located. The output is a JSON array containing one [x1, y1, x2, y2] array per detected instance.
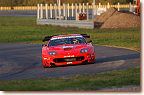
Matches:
[[0, 43, 140, 80]]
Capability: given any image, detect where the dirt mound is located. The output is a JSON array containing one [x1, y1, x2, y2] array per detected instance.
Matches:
[[94, 7, 118, 23], [101, 13, 140, 28], [94, 7, 141, 28]]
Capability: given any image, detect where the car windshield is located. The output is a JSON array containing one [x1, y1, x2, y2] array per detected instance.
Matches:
[[48, 37, 86, 47]]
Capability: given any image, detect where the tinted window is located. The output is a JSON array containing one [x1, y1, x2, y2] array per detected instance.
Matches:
[[48, 37, 86, 47]]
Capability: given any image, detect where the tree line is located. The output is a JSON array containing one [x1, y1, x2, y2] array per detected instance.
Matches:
[[0, 0, 132, 6]]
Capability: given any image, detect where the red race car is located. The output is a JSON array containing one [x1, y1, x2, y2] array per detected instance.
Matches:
[[42, 34, 95, 68]]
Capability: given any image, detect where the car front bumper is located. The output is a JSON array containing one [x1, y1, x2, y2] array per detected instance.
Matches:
[[43, 53, 95, 66]]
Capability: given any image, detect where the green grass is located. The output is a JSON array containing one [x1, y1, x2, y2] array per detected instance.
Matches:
[[0, 17, 140, 51], [0, 67, 140, 91]]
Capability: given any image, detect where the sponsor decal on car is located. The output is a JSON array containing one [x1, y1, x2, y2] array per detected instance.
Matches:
[[64, 55, 74, 58], [51, 36, 82, 40], [67, 62, 72, 64], [63, 46, 74, 48]]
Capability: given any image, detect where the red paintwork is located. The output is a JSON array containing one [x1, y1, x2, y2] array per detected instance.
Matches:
[[42, 34, 95, 67], [137, 0, 140, 15]]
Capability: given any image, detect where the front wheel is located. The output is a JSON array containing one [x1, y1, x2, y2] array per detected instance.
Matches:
[[43, 64, 52, 68], [42, 59, 52, 68]]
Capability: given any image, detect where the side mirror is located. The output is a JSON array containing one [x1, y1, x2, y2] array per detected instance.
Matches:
[[42, 44, 47, 47], [87, 40, 92, 43]]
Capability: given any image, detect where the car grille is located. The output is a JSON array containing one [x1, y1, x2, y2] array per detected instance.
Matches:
[[53, 56, 85, 63]]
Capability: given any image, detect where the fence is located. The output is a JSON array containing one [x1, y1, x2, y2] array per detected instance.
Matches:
[[36, 2, 136, 29], [0, 3, 133, 11], [37, 3, 96, 29], [36, 2, 136, 19]]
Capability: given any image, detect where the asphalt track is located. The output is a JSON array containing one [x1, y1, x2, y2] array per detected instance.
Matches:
[[0, 43, 140, 80]]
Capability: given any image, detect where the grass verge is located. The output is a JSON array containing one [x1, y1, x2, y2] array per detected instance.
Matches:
[[0, 17, 140, 51], [0, 67, 140, 91]]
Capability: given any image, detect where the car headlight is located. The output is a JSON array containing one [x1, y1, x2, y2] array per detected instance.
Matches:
[[80, 49, 88, 53], [48, 52, 57, 55]]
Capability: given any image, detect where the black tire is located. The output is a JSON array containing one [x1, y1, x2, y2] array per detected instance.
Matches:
[[91, 61, 95, 64], [43, 65, 52, 68], [42, 59, 52, 68]]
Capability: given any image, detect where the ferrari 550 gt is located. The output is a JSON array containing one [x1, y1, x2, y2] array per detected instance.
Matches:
[[42, 34, 95, 68]]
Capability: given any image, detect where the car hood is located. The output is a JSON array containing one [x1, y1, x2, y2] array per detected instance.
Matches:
[[47, 44, 88, 55]]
